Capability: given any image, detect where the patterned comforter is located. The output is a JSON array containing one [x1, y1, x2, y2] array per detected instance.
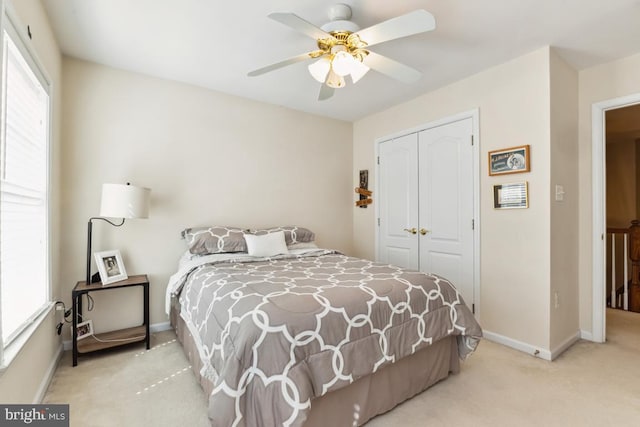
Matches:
[[166, 249, 482, 427]]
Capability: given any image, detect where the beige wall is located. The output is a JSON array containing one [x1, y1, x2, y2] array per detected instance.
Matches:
[[354, 47, 556, 351], [0, 0, 62, 402], [606, 140, 637, 228], [578, 52, 640, 334], [59, 58, 353, 334], [549, 50, 579, 351]]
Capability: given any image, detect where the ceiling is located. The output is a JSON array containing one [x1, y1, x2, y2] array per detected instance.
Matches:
[[41, 0, 640, 122]]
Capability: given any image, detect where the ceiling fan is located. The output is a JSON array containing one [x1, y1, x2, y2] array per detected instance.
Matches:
[[247, 3, 436, 101]]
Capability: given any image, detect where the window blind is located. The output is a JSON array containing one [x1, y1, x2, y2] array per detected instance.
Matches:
[[0, 26, 50, 346]]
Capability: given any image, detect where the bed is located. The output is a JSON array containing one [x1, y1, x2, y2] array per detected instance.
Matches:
[[166, 226, 482, 426]]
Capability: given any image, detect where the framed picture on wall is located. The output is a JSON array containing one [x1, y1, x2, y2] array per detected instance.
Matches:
[[488, 145, 530, 175], [493, 181, 529, 209], [94, 249, 128, 285]]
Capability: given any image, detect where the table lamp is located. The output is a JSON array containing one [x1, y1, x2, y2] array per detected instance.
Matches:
[[86, 183, 150, 284]]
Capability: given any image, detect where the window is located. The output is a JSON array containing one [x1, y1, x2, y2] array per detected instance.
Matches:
[[0, 9, 51, 355]]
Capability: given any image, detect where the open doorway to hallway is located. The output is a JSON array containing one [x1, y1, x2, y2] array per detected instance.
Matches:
[[605, 103, 640, 333]]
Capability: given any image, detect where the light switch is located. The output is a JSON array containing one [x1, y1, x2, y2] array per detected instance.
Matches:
[[555, 185, 565, 202]]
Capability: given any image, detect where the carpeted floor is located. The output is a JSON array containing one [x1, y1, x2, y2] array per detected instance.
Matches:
[[44, 309, 640, 426]]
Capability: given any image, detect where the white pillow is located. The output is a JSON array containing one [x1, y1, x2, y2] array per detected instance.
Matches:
[[244, 231, 289, 257]]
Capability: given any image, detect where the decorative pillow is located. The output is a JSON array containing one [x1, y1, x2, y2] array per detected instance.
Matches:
[[286, 242, 319, 250], [250, 226, 315, 245], [244, 231, 289, 257], [181, 226, 248, 255]]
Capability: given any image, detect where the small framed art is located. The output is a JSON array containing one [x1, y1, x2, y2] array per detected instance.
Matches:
[[76, 320, 94, 340], [493, 181, 529, 209], [94, 249, 128, 285], [488, 145, 530, 175]]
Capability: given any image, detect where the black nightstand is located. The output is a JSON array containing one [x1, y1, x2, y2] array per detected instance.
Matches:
[[71, 274, 150, 366]]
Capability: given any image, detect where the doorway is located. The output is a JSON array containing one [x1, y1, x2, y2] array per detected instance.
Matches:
[[592, 94, 640, 342]]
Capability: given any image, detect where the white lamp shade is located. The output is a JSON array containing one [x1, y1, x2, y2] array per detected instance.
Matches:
[[331, 51, 356, 77], [308, 57, 331, 83], [350, 60, 370, 84], [100, 183, 150, 219]]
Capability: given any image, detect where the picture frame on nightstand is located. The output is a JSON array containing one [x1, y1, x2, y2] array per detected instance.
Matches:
[[94, 249, 128, 285]]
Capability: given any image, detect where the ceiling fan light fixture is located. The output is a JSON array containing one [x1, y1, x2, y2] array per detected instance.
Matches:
[[350, 60, 370, 84], [250, 6, 437, 101], [331, 50, 356, 77], [308, 57, 331, 83], [325, 68, 345, 89]]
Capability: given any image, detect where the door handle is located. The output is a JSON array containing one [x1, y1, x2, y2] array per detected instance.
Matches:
[[403, 228, 417, 235], [420, 228, 429, 235]]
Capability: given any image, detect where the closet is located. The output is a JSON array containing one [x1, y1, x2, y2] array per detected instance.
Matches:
[[377, 117, 476, 309]]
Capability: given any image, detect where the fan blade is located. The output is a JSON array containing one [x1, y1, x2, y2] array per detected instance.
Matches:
[[354, 10, 436, 47], [268, 12, 333, 40], [248, 52, 314, 77], [364, 51, 422, 84], [318, 84, 335, 101]]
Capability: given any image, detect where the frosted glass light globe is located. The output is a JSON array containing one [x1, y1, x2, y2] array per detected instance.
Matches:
[[308, 57, 331, 83], [331, 51, 356, 77]]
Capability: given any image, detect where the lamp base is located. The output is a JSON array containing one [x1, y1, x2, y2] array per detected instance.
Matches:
[[91, 272, 101, 283]]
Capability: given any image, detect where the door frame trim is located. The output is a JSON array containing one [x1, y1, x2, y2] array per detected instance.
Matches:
[[591, 93, 640, 343], [374, 109, 481, 318]]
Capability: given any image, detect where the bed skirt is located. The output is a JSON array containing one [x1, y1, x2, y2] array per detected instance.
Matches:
[[171, 299, 460, 426]]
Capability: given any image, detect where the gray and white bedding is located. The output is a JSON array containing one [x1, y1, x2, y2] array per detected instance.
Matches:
[[166, 248, 482, 427]]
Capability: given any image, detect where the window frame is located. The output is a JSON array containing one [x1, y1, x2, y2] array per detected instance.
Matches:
[[0, 0, 54, 370]]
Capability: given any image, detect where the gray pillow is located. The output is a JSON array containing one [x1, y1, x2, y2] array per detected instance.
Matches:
[[182, 226, 248, 255], [250, 226, 315, 245]]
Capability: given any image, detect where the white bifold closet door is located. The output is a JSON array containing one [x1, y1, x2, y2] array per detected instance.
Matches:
[[378, 133, 420, 270], [378, 117, 475, 308]]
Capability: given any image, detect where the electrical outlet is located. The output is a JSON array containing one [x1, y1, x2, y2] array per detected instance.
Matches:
[[554, 291, 560, 309]]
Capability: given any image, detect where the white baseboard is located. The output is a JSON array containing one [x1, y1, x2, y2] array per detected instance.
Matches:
[[34, 343, 63, 403], [483, 329, 582, 361], [482, 330, 552, 361], [62, 321, 173, 351], [150, 321, 172, 333], [550, 331, 581, 360], [580, 330, 594, 341]]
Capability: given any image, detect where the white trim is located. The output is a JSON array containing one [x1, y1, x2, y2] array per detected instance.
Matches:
[[33, 343, 62, 403], [482, 330, 552, 361], [150, 321, 171, 333], [0, 0, 54, 361], [471, 109, 481, 320], [591, 92, 640, 343], [550, 332, 581, 360], [0, 303, 54, 373], [591, 103, 605, 343], [62, 321, 173, 351], [580, 330, 594, 341], [374, 109, 481, 318], [3, 0, 52, 86]]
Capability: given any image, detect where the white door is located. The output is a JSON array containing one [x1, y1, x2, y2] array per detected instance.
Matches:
[[377, 133, 419, 270], [377, 117, 475, 309], [418, 118, 474, 306]]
